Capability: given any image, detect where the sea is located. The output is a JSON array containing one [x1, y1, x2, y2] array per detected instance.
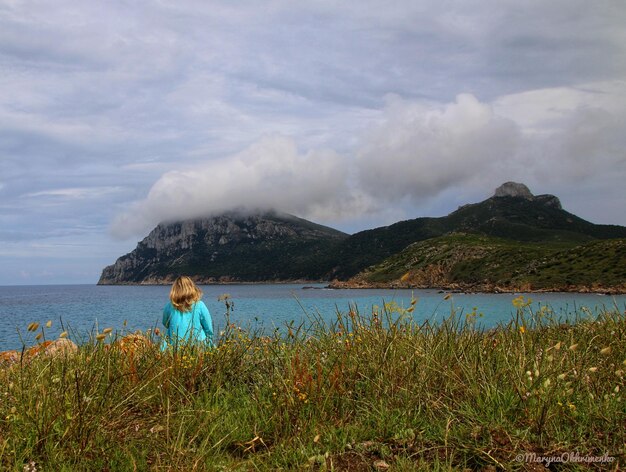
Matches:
[[1, 284, 625, 351]]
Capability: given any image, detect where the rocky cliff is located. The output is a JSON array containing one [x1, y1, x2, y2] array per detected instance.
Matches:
[[98, 211, 347, 284]]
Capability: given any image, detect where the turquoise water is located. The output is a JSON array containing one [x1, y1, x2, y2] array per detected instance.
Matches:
[[1, 284, 624, 351]]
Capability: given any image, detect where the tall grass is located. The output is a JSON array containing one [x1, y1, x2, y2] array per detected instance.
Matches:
[[1, 297, 624, 470]]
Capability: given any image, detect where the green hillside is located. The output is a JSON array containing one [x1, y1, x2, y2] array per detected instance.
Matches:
[[346, 233, 626, 292], [328, 195, 626, 280]]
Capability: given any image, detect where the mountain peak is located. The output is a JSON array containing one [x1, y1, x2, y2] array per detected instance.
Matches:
[[493, 182, 533, 199]]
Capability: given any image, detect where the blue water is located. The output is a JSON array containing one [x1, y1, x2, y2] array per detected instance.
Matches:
[[1, 284, 624, 351]]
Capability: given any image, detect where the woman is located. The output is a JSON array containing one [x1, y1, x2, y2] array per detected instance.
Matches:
[[162, 276, 214, 349]]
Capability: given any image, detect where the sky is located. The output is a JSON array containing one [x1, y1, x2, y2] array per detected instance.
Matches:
[[1, 0, 625, 285]]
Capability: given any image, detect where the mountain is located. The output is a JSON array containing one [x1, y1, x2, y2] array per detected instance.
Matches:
[[98, 211, 347, 284], [99, 182, 626, 290], [326, 182, 626, 280]]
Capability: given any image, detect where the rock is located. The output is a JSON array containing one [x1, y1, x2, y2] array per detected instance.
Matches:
[[534, 194, 562, 210], [0, 350, 20, 367], [114, 333, 152, 354], [1, 339, 78, 368], [41, 338, 78, 357], [494, 182, 533, 199], [26, 339, 78, 359], [373, 460, 390, 470]]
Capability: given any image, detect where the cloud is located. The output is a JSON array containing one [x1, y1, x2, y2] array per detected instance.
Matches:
[[112, 81, 626, 239], [355, 93, 520, 201], [110, 135, 374, 238]]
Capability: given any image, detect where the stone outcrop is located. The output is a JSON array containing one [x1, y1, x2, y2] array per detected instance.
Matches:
[[494, 182, 534, 199], [0, 338, 79, 368], [493, 182, 562, 210]]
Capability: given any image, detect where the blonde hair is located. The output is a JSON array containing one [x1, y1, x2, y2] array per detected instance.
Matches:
[[169, 276, 203, 312]]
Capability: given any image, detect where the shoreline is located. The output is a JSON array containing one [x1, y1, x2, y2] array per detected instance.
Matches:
[[327, 280, 626, 295], [98, 279, 626, 295]]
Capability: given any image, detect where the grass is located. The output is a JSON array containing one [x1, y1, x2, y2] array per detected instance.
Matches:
[[1, 297, 625, 471]]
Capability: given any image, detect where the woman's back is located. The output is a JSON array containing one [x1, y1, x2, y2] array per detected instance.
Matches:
[[162, 276, 214, 349]]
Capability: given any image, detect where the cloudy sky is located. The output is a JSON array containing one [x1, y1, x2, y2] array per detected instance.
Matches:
[[1, 0, 625, 285]]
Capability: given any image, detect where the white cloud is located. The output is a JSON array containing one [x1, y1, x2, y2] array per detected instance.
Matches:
[[110, 135, 374, 238], [355, 93, 520, 201], [111, 81, 626, 239], [24, 186, 122, 199]]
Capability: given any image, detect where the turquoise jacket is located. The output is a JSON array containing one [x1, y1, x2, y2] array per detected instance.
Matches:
[[161, 300, 214, 349]]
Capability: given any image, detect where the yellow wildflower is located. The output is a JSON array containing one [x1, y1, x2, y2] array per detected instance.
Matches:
[[600, 347, 611, 355], [59, 331, 68, 339], [27, 322, 39, 332], [45, 320, 52, 328]]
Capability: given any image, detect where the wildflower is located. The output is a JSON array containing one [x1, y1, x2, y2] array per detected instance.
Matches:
[[96, 333, 106, 342], [569, 344, 578, 351], [443, 294, 452, 301], [35, 333, 43, 341], [59, 331, 68, 338], [615, 386, 620, 393], [314, 434, 321, 443], [588, 367, 598, 373], [543, 379, 551, 388], [526, 370, 532, 377], [534, 369, 540, 378], [27, 322, 40, 332], [600, 347, 611, 355], [519, 326, 526, 334], [553, 342, 562, 350], [557, 373, 567, 380], [102, 328, 113, 335], [45, 320, 52, 328]]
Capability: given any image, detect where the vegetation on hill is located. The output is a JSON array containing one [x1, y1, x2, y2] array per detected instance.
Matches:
[[2, 300, 625, 470], [328, 196, 626, 281], [341, 233, 626, 293]]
